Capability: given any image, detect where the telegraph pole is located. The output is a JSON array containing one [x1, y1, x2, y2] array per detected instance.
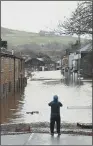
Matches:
[[78, 2, 81, 86]]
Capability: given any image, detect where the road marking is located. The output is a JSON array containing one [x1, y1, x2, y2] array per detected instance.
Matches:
[[28, 133, 34, 141], [24, 133, 34, 145]]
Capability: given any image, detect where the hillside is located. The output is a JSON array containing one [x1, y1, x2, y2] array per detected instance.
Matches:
[[1, 27, 86, 61], [1, 27, 79, 46]]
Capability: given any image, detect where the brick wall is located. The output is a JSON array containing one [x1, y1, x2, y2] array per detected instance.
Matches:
[[1, 55, 25, 98], [1, 56, 14, 98]]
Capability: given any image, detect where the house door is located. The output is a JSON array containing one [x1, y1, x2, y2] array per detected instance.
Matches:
[[5, 83, 8, 98]]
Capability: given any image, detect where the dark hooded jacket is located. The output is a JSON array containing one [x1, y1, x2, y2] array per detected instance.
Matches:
[[48, 95, 63, 117]]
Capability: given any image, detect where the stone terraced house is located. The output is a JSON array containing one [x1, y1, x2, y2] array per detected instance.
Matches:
[[0, 40, 27, 99]]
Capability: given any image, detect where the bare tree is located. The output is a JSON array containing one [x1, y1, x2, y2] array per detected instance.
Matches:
[[58, 1, 92, 35]]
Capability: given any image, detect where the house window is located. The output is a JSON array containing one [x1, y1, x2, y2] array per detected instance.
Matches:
[[1, 84, 3, 94], [8, 82, 11, 92], [18, 61, 20, 72], [15, 60, 18, 72], [1, 57, 4, 72], [3, 84, 5, 94], [9, 58, 12, 71], [16, 81, 19, 92], [19, 61, 22, 71]]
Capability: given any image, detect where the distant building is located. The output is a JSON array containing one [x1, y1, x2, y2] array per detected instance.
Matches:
[[56, 60, 62, 70], [62, 43, 92, 78], [62, 56, 68, 68], [25, 58, 45, 71], [25, 57, 56, 71]]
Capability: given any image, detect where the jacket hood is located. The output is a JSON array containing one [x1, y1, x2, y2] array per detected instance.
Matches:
[[53, 95, 58, 102]]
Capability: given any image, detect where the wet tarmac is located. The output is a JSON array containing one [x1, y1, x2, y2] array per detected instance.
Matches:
[[1, 133, 92, 145]]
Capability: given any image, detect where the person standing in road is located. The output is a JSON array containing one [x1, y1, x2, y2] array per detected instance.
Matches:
[[48, 95, 63, 136]]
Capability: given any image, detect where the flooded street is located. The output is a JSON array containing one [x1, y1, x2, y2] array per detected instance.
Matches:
[[1, 70, 92, 124]]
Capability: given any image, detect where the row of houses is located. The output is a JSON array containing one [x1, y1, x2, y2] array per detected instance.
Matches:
[[61, 43, 92, 78], [0, 39, 27, 99]]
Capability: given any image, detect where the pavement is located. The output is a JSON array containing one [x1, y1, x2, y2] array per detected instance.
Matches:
[[1, 133, 92, 145]]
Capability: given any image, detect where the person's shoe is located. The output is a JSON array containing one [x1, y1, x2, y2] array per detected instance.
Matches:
[[51, 133, 54, 136], [58, 133, 61, 136]]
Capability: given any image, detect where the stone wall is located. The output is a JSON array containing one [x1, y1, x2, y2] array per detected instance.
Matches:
[[1, 55, 26, 98]]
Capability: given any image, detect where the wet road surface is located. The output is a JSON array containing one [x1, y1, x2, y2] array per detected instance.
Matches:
[[1, 70, 92, 124], [1, 133, 92, 145]]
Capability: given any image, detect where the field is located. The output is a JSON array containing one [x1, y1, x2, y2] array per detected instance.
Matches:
[[1, 27, 78, 46]]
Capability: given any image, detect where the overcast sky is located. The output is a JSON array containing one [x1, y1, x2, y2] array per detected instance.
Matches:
[[1, 1, 78, 32]]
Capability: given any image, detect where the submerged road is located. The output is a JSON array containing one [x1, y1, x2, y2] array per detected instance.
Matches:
[[1, 70, 92, 124]]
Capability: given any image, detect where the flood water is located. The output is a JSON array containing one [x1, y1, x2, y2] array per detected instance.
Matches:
[[1, 70, 92, 124]]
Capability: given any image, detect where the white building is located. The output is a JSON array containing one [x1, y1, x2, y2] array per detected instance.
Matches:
[[68, 53, 74, 69], [68, 52, 81, 71]]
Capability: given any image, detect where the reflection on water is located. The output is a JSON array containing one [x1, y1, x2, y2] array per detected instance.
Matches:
[[0, 91, 25, 124], [43, 78, 84, 87], [0, 77, 92, 124]]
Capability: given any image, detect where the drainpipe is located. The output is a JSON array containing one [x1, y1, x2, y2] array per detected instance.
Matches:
[[14, 57, 15, 93], [78, 2, 81, 85]]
